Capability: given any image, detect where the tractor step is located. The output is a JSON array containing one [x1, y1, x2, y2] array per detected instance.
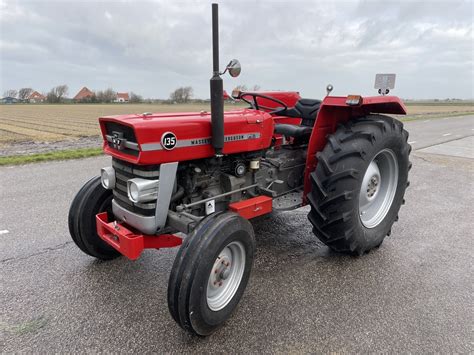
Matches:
[[272, 191, 303, 211]]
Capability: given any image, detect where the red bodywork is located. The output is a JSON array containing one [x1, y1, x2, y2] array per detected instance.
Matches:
[[302, 95, 406, 197], [100, 93, 404, 167], [100, 109, 273, 165], [96, 197, 272, 260], [97, 93, 406, 260], [96, 212, 182, 260]]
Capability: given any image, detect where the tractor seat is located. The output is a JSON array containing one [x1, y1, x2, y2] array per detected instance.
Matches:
[[294, 98, 322, 126], [273, 98, 322, 126], [273, 98, 322, 138], [274, 124, 312, 138]]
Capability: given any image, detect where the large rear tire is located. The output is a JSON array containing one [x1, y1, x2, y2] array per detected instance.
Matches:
[[307, 115, 411, 255], [167, 212, 255, 336], [68, 176, 121, 260]]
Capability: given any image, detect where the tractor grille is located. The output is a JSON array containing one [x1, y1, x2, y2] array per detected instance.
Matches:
[[104, 122, 139, 157], [112, 158, 160, 217]]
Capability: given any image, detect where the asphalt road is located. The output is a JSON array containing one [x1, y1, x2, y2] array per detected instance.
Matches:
[[1, 115, 473, 352], [404, 114, 474, 150]]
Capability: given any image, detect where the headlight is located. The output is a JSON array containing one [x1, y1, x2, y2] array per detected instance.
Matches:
[[129, 183, 139, 201], [127, 178, 159, 203], [101, 167, 116, 189]]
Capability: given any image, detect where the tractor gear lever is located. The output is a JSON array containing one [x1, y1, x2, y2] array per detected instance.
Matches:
[[326, 84, 334, 96]]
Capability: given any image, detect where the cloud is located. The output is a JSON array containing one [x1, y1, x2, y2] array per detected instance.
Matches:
[[1, 0, 472, 99]]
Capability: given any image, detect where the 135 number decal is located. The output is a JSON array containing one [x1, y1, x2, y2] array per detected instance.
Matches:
[[161, 132, 177, 150]]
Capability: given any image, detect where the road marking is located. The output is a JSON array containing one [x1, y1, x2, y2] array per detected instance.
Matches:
[[423, 120, 431, 123], [443, 117, 449, 120], [408, 141, 417, 144], [0, 230, 9, 235], [442, 133, 452, 137]]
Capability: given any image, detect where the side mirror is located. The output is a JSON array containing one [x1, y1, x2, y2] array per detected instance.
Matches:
[[226, 59, 241, 77]]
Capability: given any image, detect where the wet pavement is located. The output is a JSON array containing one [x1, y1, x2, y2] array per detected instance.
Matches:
[[0, 117, 473, 353]]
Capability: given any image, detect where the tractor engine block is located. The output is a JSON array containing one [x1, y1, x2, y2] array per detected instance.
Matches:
[[174, 147, 307, 219]]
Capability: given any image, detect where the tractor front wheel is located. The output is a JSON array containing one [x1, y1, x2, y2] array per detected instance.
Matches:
[[307, 115, 411, 255], [167, 212, 255, 336], [68, 176, 121, 260]]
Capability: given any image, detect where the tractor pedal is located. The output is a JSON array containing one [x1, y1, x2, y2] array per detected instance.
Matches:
[[258, 187, 278, 198]]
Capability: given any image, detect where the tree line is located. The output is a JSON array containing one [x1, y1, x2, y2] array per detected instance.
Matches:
[[168, 84, 260, 103], [3, 85, 71, 103], [4, 83, 261, 103], [76, 88, 143, 104], [3, 85, 143, 104]]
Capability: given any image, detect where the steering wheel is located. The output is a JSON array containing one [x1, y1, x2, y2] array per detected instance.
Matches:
[[239, 92, 288, 113]]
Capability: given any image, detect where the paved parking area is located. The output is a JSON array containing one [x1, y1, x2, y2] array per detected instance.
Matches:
[[0, 116, 472, 352], [419, 135, 473, 159]]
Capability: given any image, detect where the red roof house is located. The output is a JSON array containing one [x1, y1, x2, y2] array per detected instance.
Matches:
[[28, 91, 46, 103], [115, 92, 129, 103], [74, 87, 94, 101]]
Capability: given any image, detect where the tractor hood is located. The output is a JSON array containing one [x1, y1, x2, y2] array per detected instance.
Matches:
[[99, 109, 273, 165]]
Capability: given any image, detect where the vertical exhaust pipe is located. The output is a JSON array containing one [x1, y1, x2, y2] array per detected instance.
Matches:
[[210, 3, 224, 157]]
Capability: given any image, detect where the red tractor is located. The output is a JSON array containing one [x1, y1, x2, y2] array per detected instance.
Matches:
[[69, 4, 411, 336]]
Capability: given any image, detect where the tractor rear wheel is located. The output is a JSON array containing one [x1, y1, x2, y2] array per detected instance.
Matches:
[[307, 115, 411, 255], [68, 176, 121, 260], [167, 212, 255, 336]]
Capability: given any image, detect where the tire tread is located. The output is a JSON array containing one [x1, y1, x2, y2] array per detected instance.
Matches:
[[307, 114, 410, 255]]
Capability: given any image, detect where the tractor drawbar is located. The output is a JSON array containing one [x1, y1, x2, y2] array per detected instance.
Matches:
[[210, 3, 224, 157]]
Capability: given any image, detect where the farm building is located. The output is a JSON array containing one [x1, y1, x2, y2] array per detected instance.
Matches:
[[115, 92, 129, 103], [74, 87, 94, 101], [28, 91, 46, 103], [1, 96, 19, 104]]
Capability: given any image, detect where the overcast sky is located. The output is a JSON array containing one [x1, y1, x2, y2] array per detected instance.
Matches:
[[1, 0, 472, 100]]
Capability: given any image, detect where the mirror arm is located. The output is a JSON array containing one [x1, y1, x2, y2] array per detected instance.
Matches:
[[219, 67, 228, 76], [219, 60, 234, 76]]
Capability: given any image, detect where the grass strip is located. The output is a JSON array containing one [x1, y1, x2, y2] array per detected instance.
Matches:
[[0, 147, 103, 166]]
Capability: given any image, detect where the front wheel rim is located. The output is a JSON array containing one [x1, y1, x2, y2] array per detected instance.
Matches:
[[359, 149, 399, 228], [206, 241, 246, 311]]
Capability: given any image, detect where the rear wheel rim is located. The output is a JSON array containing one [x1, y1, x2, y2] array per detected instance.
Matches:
[[359, 149, 399, 228], [206, 241, 246, 311]]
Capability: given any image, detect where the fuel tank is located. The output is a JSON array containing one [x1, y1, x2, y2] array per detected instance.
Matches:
[[99, 109, 274, 165]]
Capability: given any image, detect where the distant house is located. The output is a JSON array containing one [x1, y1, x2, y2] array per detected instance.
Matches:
[[115, 92, 129, 103], [28, 91, 46, 103], [74, 87, 94, 101], [1, 96, 18, 104]]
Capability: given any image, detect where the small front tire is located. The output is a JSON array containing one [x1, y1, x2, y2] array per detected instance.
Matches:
[[68, 176, 120, 260], [167, 212, 255, 336]]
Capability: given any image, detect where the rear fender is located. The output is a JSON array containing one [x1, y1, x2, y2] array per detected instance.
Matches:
[[302, 95, 406, 199]]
